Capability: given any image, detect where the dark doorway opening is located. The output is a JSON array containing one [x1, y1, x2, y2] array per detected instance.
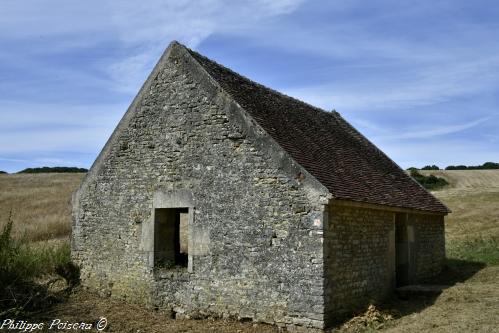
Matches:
[[154, 208, 188, 269]]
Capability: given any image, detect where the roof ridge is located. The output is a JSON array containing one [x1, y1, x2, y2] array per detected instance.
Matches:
[[177, 42, 449, 214], [184, 45, 340, 119]]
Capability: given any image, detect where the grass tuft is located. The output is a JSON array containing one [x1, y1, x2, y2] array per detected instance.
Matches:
[[447, 236, 499, 265], [1, 216, 72, 315], [1, 216, 71, 281]]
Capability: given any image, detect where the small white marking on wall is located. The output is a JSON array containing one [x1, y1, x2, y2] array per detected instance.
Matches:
[[313, 218, 321, 227]]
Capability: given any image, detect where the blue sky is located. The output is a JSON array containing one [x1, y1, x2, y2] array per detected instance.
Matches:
[[1, 0, 498, 173]]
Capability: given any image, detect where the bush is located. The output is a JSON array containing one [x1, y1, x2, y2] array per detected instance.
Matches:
[[17, 167, 88, 174], [0, 171, 6, 174], [410, 170, 449, 190]]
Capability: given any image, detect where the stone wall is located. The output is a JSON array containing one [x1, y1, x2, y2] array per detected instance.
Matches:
[[324, 204, 395, 324], [72, 43, 446, 331], [323, 204, 446, 325], [411, 213, 445, 281], [72, 44, 329, 329]]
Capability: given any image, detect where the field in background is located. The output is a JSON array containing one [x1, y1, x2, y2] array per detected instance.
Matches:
[[379, 170, 499, 332], [2, 170, 497, 245], [421, 169, 499, 191], [421, 170, 499, 265], [0, 171, 498, 332], [0, 173, 84, 242]]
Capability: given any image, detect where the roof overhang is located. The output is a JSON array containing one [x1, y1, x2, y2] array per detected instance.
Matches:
[[330, 198, 449, 216]]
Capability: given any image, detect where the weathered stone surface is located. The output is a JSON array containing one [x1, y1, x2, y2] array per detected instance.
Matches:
[[324, 204, 395, 323], [411, 214, 446, 281], [323, 204, 446, 326], [72, 42, 328, 329], [72, 41, 446, 330]]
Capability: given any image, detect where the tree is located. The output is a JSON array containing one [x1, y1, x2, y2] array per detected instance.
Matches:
[[421, 165, 439, 170]]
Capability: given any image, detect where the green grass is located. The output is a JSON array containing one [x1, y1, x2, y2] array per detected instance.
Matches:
[[1, 220, 71, 281], [14, 242, 71, 277], [447, 236, 499, 265], [1, 218, 72, 315]]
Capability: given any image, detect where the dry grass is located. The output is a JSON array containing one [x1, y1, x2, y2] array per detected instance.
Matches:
[[381, 266, 499, 333], [371, 170, 499, 333], [421, 170, 499, 242], [1, 171, 498, 332], [0, 173, 84, 242], [421, 169, 499, 192], [31, 289, 282, 333]]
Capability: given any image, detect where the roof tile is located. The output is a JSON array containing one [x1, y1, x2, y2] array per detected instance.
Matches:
[[187, 47, 449, 214]]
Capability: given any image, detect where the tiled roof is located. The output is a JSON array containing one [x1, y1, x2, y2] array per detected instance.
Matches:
[[187, 47, 449, 214]]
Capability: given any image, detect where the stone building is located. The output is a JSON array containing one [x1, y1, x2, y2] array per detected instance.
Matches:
[[72, 41, 449, 330]]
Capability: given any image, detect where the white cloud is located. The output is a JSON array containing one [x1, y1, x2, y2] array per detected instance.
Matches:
[[380, 139, 498, 169], [0, 101, 124, 129], [377, 117, 490, 140], [104, 0, 307, 92], [283, 56, 499, 112], [0, 158, 31, 163], [0, 1, 113, 40], [1, 0, 307, 93], [1, 0, 498, 171], [0, 126, 108, 155], [0, 102, 124, 156]]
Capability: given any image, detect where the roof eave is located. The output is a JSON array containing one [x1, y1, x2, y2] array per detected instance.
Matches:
[[330, 197, 450, 216]]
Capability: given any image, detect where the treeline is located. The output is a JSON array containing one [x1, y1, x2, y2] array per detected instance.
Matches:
[[0, 171, 6, 174], [445, 162, 499, 170], [409, 162, 499, 171], [17, 167, 88, 174]]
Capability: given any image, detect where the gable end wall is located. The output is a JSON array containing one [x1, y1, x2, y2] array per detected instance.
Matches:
[[72, 44, 329, 329]]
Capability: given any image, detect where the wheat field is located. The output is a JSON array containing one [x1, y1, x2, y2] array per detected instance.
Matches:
[[0, 173, 85, 242], [1, 170, 498, 332], [1, 170, 498, 244], [2, 170, 498, 243], [421, 170, 499, 242]]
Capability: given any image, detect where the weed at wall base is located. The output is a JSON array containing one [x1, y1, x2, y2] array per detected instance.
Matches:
[[1, 217, 72, 315]]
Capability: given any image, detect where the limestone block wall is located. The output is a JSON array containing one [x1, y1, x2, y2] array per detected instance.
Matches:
[[71, 43, 446, 330], [324, 204, 395, 322], [411, 213, 445, 281], [323, 203, 446, 325], [72, 45, 329, 329]]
